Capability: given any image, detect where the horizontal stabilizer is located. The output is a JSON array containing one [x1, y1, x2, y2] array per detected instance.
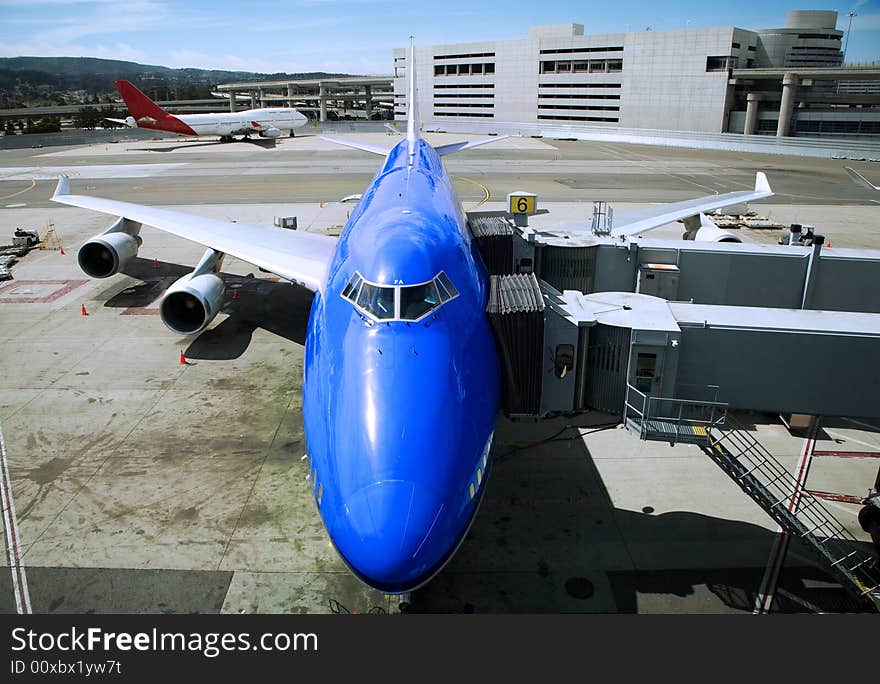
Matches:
[[435, 135, 509, 156], [320, 135, 391, 156], [104, 117, 134, 127]]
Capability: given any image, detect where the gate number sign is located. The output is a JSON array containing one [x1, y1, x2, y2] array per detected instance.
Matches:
[[508, 192, 537, 215]]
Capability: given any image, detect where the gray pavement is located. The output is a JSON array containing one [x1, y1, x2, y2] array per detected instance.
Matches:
[[1, 133, 878, 614]]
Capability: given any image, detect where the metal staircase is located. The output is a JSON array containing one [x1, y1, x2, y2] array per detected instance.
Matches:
[[624, 384, 880, 608]]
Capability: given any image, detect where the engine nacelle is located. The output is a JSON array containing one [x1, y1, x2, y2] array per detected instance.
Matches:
[[160, 272, 224, 335], [78, 229, 142, 278], [681, 213, 742, 244], [684, 225, 742, 243], [259, 127, 282, 138]]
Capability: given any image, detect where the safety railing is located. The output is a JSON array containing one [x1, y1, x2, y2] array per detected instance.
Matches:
[[624, 383, 728, 445]]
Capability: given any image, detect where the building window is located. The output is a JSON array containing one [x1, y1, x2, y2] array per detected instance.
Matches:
[[706, 56, 734, 72], [732, 42, 741, 49], [433, 62, 495, 78], [434, 51, 495, 60], [542, 61, 556, 73], [747, 45, 756, 51], [557, 62, 571, 72], [607, 60, 623, 72]]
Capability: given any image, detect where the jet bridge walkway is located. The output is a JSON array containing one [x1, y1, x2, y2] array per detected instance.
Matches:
[[624, 385, 880, 609]]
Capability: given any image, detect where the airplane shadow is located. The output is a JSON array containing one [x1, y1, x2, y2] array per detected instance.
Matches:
[[100, 257, 313, 354], [140, 138, 277, 152], [410, 414, 878, 614]]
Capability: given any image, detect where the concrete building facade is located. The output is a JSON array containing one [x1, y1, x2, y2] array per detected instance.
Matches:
[[393, 10, 879, 139]]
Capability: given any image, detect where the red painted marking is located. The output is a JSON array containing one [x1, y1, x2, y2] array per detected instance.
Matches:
[[754, 417, 819, 614], [813, 451, 880, 459], [0, 280, 88, 304], [808, 490, 864, 505]]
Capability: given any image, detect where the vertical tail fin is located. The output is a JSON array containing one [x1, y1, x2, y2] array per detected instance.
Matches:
[[114, 80, 169, 121], [406, 37, 419, 158]]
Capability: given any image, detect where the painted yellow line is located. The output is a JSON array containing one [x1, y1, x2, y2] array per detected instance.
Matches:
[[451, 175, 490, 209], [0, 179, 36, 201]]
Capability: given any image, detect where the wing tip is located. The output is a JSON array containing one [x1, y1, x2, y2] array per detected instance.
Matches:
[[53, 175, 70, 199], [755, 171, 771, 194]]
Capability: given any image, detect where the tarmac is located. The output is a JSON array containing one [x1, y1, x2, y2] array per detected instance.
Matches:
[[1, 129, 879, 613]]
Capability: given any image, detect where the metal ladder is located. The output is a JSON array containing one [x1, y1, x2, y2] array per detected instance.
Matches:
[[705, 416, 879, 607], [623, 384, 880, 607]]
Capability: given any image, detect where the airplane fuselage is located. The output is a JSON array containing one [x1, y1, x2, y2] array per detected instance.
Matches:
[[302, 138, 500, 592], [133, 108, 307, 137]]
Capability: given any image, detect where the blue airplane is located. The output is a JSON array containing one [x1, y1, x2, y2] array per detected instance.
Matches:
[[52, 42, 772, 594]]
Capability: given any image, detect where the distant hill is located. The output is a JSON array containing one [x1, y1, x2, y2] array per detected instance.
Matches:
[[0, 56, 354, 107]]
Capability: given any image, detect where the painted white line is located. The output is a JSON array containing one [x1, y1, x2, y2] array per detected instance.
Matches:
[[824, 429, 880, 452], [753, 417, 818, 614], [0, 421, 32, 614]]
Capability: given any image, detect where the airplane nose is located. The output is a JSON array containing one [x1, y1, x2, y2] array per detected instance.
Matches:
[[337, 480, 444, 592]]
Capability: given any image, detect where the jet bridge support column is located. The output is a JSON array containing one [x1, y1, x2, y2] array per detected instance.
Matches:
[[365, 85, 373, 119], [229, 91, 237, 113], [287, 84, 295, 108]]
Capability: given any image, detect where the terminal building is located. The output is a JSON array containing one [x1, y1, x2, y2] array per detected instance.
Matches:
[[393, 10, 880, 139]]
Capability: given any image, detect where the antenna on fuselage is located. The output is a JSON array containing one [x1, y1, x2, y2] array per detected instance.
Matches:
[[406, 36, 419, 166]]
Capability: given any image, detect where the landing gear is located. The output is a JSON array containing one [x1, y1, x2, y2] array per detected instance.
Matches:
[[290, 131, 296, 138], [219, 135, 233, 143]]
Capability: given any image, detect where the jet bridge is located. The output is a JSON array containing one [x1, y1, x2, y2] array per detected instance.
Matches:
[[471, 211, 880, 607], [470, 211, 880, 420]]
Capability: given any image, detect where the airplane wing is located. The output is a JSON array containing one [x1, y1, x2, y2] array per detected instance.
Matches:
[[104, 117, 135, 127], [608, 172, 772, 238], [845, 167, 880, 191], [51, 177, 337, 292]]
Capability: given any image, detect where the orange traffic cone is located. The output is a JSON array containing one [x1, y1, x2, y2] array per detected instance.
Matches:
[[81, 304, 88, 316], [60, 247, 65, 255], [826, 241, 831, 248], [179, 350, 187, 366], [319, 202, 324, 209], [232, 289, 239, 300]]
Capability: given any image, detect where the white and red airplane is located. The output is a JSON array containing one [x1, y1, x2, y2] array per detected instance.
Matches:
[[108, 80, 308, 142]]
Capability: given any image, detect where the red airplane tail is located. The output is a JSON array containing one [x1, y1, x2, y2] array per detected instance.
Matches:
[[115, 80, 169, 121]]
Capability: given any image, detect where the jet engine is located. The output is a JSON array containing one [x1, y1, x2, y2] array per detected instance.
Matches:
[[159, 248, 225, 335], [259, 127, 282, 138], [77, 217, 142, 278], [681, 213, 742, 244]]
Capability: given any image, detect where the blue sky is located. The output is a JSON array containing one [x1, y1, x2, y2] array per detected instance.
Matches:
[[0, 0, 877, 74]]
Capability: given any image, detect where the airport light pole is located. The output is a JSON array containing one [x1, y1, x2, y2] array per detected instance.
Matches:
[[843, 10, 856, 64]]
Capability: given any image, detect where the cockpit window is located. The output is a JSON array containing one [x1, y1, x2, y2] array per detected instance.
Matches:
[[400, 281, 439, 321], [341, 273, 363, 300], [341, 271, 458, 323], [356, 282, 395, 320], [435, 272, 458, 302]]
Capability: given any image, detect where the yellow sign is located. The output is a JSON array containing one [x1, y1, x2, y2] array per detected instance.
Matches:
[[508, 193, 536, 215]]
